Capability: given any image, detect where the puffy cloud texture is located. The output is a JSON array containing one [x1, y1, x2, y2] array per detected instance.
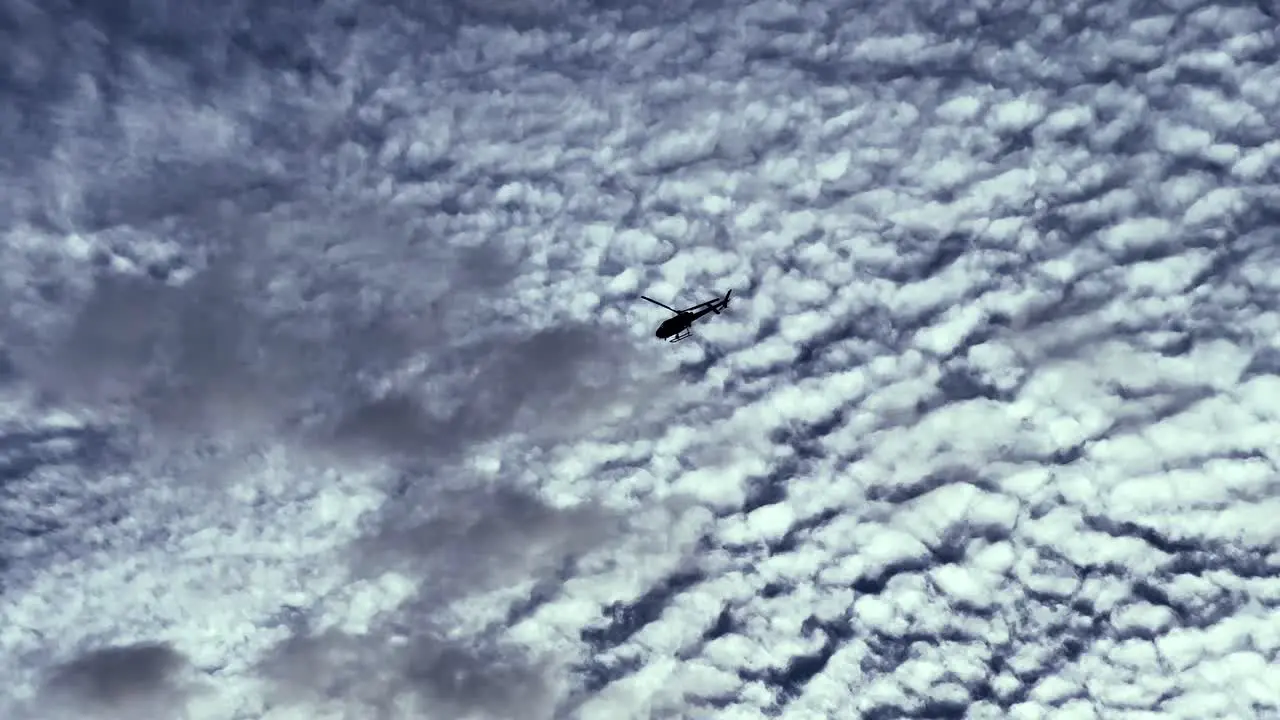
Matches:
[[3, 0, 1280, 718]]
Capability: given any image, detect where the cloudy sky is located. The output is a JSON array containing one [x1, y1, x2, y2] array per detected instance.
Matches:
[[2, 0, 1279, 718]]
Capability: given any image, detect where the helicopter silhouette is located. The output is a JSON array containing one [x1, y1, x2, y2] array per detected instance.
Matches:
[[641, 290, 732, 342]]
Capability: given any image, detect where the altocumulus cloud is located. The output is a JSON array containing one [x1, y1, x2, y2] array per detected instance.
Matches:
[[3, 0, 1280, 718]]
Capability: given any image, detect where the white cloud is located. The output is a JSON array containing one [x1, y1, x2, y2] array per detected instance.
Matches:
[[4, 0, 1280, 718]]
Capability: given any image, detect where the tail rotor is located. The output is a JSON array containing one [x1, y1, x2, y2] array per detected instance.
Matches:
[[714, 289, 731, 314]]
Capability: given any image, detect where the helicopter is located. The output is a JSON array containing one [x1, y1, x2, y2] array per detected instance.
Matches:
[[641, 290, 732, 342]]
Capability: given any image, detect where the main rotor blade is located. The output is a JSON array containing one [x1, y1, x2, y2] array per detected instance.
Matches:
[[640, 295, 680, 313], [683, 298, 721, 312]]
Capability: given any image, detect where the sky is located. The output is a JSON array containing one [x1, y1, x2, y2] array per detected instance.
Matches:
[[2, 0, 1279, 718]]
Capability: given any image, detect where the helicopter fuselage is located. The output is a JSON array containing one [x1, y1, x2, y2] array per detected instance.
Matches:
[[655, 315, 693, 339], [654, 303, 721, 341], [642, 290, 731, 343]]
